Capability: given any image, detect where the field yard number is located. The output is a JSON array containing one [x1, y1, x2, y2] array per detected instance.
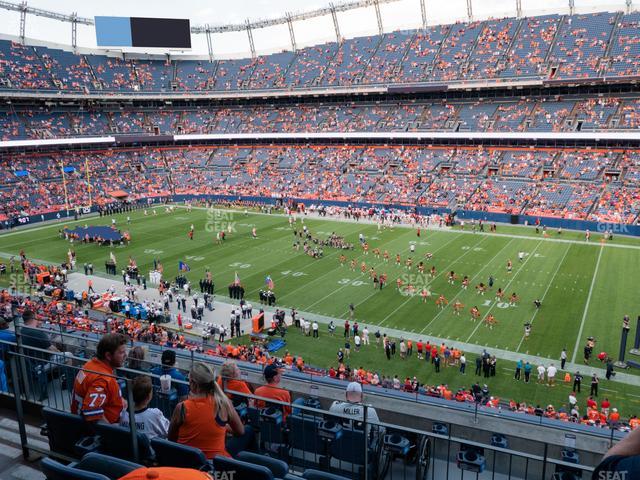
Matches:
[[280, 271, 307, 277], [144, 249, 164, 255], [229, 262, 252, 269], [462, 246, 484, 252], [186, 255, 205, 262], [338, 278, 367, 287], [481, 300, 513, 309]]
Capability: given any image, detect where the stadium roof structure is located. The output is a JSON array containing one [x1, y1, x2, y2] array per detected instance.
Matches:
[[0, 0, 404, 57], [0, 0, 636, 58]]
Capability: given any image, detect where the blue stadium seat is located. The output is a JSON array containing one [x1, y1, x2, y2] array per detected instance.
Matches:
[[248, 407, 286, 453], [74, 453, 141, 480], [213, 455, 274, 480], [237, 451, 289, 478], [302, 469, 352, 480], [150, 437, 210, 470], [41, 407, 95, 459], [286, 414, 326, 469], [41, 457, 109, 480], [93, 423, 153, 463]]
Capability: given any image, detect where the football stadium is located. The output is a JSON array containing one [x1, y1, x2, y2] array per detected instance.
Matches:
[[0, 0, 639, 478]]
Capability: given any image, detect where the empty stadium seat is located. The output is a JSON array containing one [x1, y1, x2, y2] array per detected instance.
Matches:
[[41, 457, 110, 480], [237, 451, 289, 478], [302, 469, 352, 480], [149, 437, 210, 470], [213, 456, 274, 480], [73, 453, 141, 480], [93, 423, 154, 463], [41, 407, 95, 459]]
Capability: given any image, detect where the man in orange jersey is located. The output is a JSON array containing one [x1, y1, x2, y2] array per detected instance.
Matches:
[[254, 364, 292, 420], [71, 333, 128, 423]]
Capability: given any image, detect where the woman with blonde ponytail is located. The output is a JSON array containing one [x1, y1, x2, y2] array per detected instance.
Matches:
[[168, 362, 253, 458]]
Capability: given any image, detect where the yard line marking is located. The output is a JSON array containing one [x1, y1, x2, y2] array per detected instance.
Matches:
[[601, 388, 618, 393], [465, 240, 544, 343], [419, 238, 516, 334], [571, 246, 604, 363], [377, 235, 489, 326], [515, 244, 571, 352]]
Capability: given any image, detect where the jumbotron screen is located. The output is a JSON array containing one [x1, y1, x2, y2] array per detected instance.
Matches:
[[95, 16, 191, 49]]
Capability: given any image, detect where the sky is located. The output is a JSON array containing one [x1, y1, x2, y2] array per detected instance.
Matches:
[[0, 0, 632, 58]]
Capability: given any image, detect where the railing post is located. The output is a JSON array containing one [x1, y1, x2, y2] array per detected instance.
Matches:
[[9, 355, 29, 460], [125, 377, 140, 463], [541, 442, 548, 480], [363, 403, 369, 480], [15, 324, 33, 400]]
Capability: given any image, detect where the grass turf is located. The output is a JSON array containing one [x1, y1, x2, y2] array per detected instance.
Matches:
[[0, 206, 639, 415]]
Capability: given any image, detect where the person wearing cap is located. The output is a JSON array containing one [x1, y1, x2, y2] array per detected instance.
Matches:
[[329, 381, 380, 429], [254, 364, 292, 420], [168, 362, 250, 459], [151, 350, 189, 400], [118, 466, 213, 480]]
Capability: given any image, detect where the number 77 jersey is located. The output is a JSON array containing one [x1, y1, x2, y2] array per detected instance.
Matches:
[[71, 357, 125, 424]]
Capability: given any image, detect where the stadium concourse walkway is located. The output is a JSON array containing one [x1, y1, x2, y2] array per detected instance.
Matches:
[[67, 272, 640, 389]]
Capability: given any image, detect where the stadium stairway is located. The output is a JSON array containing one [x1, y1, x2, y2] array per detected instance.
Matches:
[[0, 409, 46, 480]]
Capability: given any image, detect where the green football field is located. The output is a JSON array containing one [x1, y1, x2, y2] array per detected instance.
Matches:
[[1, 205, 638, 362], [2, 205, 640, 414]]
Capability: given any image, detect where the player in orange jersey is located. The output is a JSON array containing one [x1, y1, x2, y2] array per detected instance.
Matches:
[[436, 294, 448, 309], [509, 292, 519, 306], [453, 300, 464, 315]]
